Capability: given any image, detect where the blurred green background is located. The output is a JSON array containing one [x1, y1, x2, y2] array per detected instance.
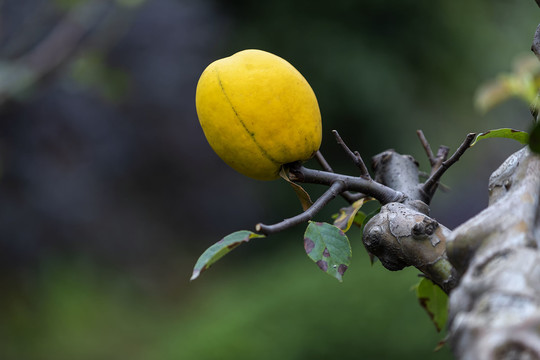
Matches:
[[0, 0, 538, 359]]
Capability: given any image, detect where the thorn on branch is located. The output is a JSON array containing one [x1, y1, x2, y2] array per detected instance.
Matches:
[[256, 181, 346, 235], [332, 130, 371, 178], [422, 133, 476, 197]]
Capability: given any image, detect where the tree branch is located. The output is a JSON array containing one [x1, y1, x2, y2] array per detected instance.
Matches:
[[371, 149, 429, 206], [332, 130, 371, 178], [363, 202, 456, 293], [256, 181, 346, 235], [314, 151, 365, 203], [255, 131, 474, 279], [417, 130, 437, 167], [433, 145, 450, 173], [422, 133, 476, 197], [447, 147, 540, 359], [314, 150, 334, 172], [288, 164, 404, 204], [416, 130, 449, 176]]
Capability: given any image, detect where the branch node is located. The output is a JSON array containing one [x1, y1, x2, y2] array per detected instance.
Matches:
[[313, 150, 366, 203]]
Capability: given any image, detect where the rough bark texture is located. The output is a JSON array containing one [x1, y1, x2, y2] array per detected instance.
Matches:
[[361, 146, 540, 358], [276, 142, 539, 359], [363, 202, 456, 293], [362, 149, 457, 293], [447, 147, 540, 360]]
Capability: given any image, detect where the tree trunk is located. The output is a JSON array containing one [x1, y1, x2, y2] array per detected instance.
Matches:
[[446, 147, 540, 360]]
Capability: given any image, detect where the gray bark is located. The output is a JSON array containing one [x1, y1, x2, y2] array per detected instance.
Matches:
[[447, 147, 540, 360], [271, 139, 540, 359], [361, 146, 540, 359]]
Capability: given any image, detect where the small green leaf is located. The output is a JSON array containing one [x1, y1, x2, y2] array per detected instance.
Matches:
[[415, 278, 448, 332], [303, 222, 351, 282], [474, 77, 513, 113], [530, 122, 540, 154], [352, 211, 367, 228], [471, 128, 529, 146], [191, 231, 265, 281], [474, 54, 540, 113]]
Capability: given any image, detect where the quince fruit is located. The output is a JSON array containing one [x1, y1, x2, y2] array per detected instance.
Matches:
[[195, 49, 322, 180]]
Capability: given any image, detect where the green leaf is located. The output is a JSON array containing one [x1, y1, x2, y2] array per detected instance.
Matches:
[[415, 278, 448, 332], [303, 222, 351, 282], [530, 122, 540, 154], [471, 128, 529, 146], [191, 231, 265, 281], [474, 54, 540, 113], [352, 211, 367, 228]]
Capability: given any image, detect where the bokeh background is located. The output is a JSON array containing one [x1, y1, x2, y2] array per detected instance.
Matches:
[[0, 1, 538, 359]]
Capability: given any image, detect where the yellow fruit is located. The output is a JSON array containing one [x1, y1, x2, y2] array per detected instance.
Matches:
[[195, 49, 322, 180]]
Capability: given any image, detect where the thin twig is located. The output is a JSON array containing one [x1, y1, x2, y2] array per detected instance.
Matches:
[[422, 133, 476, 196], [332, 130, 371, 177], [432, 145, 450, 174], [315, 151, 334, 172], [417, 130, 450, 176], [313, 150, 366, 203], [419, 171, 451, 192], [417, 130, 436, 167], [256, 181, 346, 235]]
